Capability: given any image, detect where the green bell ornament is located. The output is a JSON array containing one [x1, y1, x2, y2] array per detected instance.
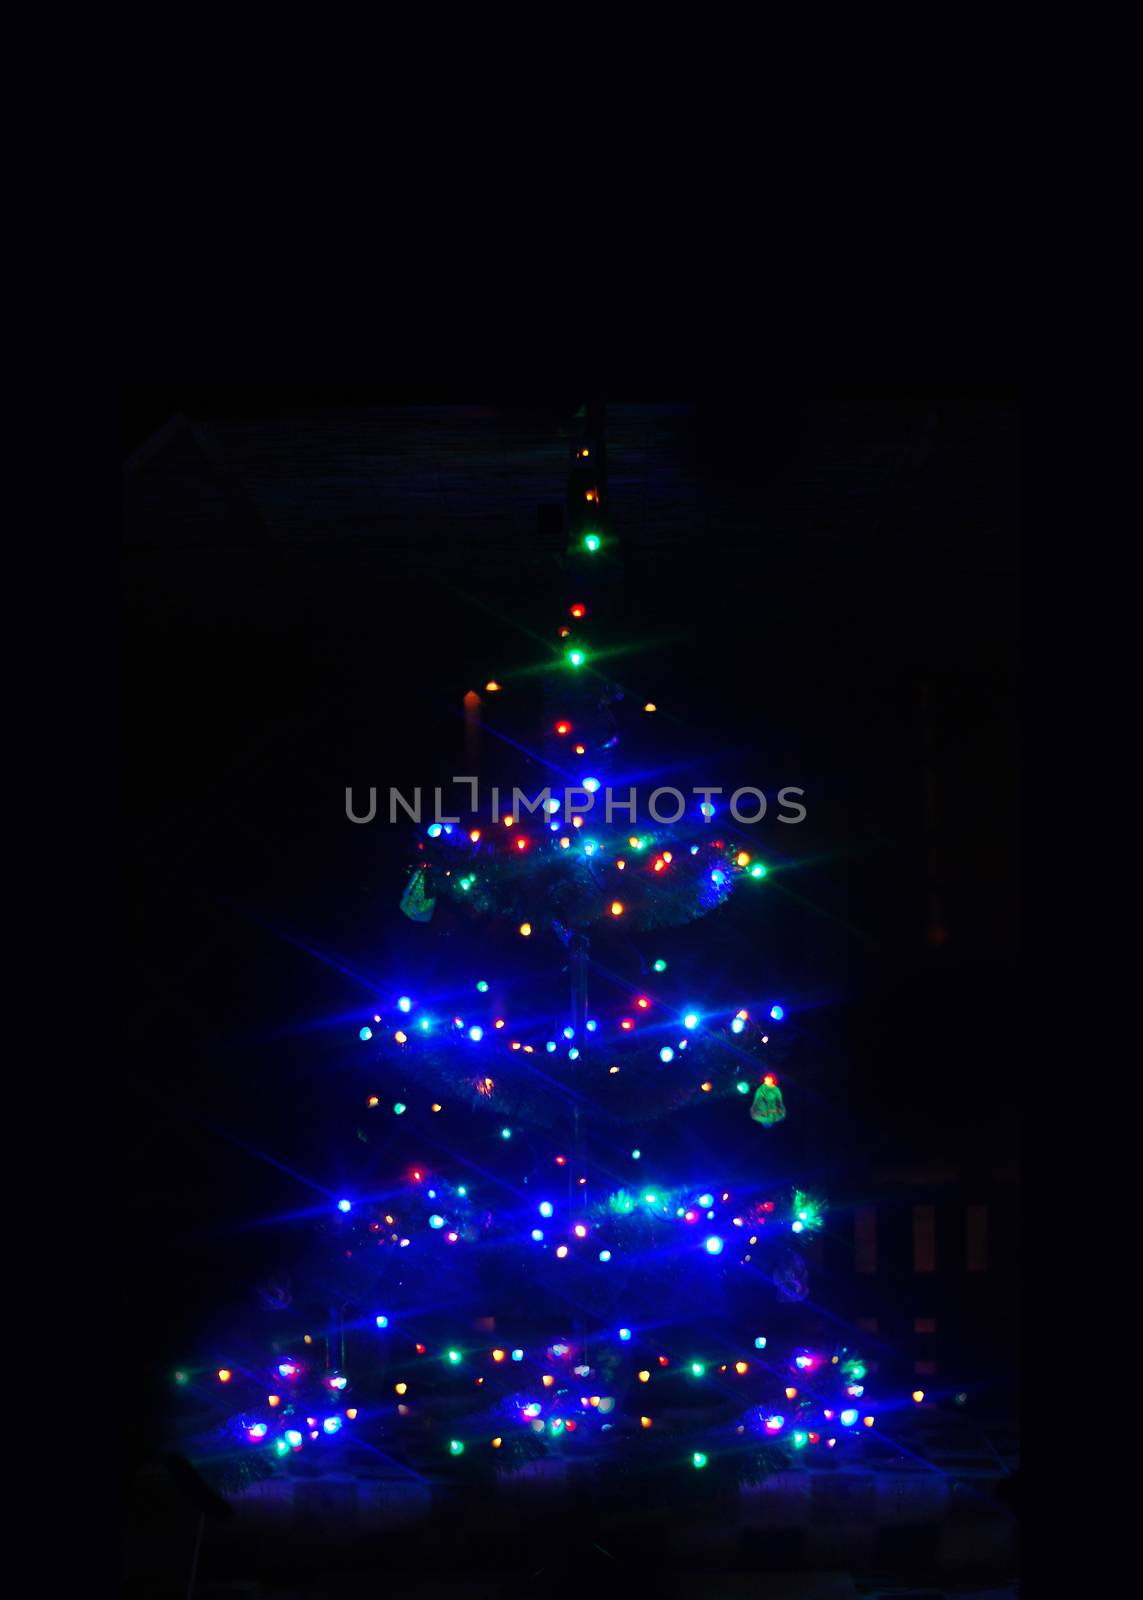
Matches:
[[400, 864, 437, 923], [750, 1076, 786, 1127]]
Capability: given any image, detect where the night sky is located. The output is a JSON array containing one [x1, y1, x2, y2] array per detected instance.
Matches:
[[121, 391, 1019, 1474]]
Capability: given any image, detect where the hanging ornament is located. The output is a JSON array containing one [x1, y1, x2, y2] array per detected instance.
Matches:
[[400, 865, 437, 923], [775, 1248, 809, 1302], [750, 1078, 786, 1127], [256, 1277, 292, 1310]]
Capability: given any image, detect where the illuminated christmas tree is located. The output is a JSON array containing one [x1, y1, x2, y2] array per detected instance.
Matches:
[[179, 418, 882, 1497]]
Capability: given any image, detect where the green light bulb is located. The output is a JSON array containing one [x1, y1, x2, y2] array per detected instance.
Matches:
[[449, 1439, 464, 1455], [692, 1451, 708, 1468], [568, 650, 585, 667], [653, 959, 667, 972], [690, 1361, 705, 1377], [583, 533, 601, 553], [750, 863, 767, 878]]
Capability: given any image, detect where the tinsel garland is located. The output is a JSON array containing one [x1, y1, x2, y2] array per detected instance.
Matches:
[[413, 819, 770, 934], [357, 1019, 784, 1133]]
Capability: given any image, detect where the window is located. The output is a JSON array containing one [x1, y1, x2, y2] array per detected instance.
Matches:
[[854, 1206, 877, 1273], [966, 1204, 988, 1271], [913, 1205, 936, 1272]]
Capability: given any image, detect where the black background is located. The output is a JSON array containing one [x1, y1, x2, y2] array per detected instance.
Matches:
[[121, 390, 1019, 1477]]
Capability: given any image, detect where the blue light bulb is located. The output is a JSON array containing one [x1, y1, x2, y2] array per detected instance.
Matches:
[[397, 996, 412, 1013], [429, 1214, 445, 1229], [705, 1235, 723, 1255], [619, 1327, 632, 1341], [539, 1201, 553, 1217], [770, 1004, 785, 1021], [468, 1025, 483, 1041], [359, 1026, 373, 1041], [337, 1199, 352, 1213], [659, 1047, 675, 1063]]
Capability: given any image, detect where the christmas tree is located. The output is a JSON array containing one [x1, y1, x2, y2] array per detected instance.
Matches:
[[176, 415, 882, 1501]]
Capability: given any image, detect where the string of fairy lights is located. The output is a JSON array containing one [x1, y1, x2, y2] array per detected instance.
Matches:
[[180, 440, 907, 1485]]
